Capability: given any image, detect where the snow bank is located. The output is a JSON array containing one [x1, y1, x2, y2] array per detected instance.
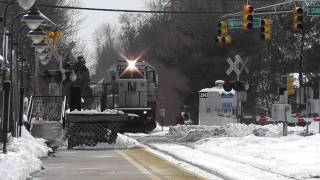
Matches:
[[67, 109, 124, 114], [148, 123, 320, 179], [194, 134, 320, 179], [169, 124, 312, 142], [74, 133, 141, 150], [0, 127, 51, 180]]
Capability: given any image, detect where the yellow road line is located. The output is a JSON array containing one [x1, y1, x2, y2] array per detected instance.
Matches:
[[115, 150, 162, 180], [119, 148, 205, 180]]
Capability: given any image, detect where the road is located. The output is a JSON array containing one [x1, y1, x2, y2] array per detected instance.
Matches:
[[32, 148, 204, 180]]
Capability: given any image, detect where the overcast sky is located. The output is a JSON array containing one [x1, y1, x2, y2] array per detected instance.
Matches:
[[77, 0, 146, 58]]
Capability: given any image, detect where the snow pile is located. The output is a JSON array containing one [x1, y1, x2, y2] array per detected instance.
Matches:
[[193, 134, 320, 179], [0, 127, 51, 180], [67, 109, 124, 114], [169, 124, 311, 142], [74, 133, 141, 150], [148, 123, 170, 136]]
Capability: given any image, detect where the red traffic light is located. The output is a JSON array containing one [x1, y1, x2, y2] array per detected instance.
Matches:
[[243, 5, 253, 13]]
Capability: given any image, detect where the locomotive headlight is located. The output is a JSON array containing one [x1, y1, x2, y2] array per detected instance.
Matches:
[[143, 111, 147, 114], [127, 60, 137, 71]]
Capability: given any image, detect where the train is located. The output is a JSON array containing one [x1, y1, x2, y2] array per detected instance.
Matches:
[[93, 59, 159, 132]]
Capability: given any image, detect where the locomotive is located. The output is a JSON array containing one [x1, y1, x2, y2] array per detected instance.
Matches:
[[102, 58, 159, 132]]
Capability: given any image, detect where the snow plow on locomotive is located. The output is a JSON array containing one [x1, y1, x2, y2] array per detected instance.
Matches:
[[92, 59, 159, 132]]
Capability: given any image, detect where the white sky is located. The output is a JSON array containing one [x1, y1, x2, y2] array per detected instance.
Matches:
[[77, 0, 146, 58]]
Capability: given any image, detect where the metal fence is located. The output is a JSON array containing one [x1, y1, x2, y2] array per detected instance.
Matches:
[[32, 96, 65, 121]]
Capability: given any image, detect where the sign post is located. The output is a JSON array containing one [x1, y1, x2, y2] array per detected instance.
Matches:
[[225, 55, 250, 122], [159, 108, 166, 131]]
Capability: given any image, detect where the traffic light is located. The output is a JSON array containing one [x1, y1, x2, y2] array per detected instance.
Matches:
[[216, 35, 232, 44], [287, 76, 295, 96], [218, 21, 228, 36], [293, 7, 303, 30], [261, 17, 271, 41], [216, 21, 231, 45], [243, 5, 253, 30], [46, 31, 63, 43]]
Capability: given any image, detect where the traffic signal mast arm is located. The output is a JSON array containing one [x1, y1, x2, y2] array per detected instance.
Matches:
[[222, 0, 318, 18]]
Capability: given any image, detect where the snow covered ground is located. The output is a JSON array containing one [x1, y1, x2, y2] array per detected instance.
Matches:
[[0, 127, 51, 180], [129, 123, 320, 180]]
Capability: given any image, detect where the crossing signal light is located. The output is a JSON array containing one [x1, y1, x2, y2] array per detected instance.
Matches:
[[293, 7, 303, 30], [261, 18, 271, 41], [243, 5, 253, 29], [223, 81, 251, 92], [287, 76, 295, 96], [218, 21, 228, 36]]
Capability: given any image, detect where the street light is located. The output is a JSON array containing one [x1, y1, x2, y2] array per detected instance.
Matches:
[[40, 56, 50, 66], [69, 71, 77, 82], [38, 51, 48, 61], [32, 40, 47, 53], [21, 6, 44, 30], [28, 28, 46, 44], [17, 0, 36, 10]]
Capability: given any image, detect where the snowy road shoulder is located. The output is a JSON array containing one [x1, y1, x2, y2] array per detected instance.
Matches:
[[148, 143, 290, 180], [130, 123, 320, 180], [0, 127, 51, 180]]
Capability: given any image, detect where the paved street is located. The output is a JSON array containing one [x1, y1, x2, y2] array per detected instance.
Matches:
[[32, 148, 204, 180]]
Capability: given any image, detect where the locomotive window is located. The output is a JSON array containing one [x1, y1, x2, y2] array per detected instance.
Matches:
[[118, 69, 144, 79]]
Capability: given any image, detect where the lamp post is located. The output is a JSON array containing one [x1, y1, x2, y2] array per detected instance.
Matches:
[[1, 0, 37, 154], [8, 7, 44, 137], [17, 36, 29, 137]]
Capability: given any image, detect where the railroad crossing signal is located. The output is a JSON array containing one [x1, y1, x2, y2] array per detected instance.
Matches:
[[226, 55, 249, 80], [243, 5, 253, 29], [261, 17, 271, 41], [293, 7, 303, 30]]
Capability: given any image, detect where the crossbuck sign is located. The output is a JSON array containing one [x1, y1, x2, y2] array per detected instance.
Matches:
[[226, 55, 249, 80]]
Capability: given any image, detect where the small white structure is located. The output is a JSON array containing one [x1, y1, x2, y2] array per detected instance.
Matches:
[[198, 80, 237, 126]]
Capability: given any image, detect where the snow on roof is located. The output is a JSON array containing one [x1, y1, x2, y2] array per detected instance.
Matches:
[[199, 86, 235, 94]]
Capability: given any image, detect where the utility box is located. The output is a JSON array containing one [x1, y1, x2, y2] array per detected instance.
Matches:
[[271, 104, 291, 122], [198, 80, 237, 126], [308, 99, 320, 114]]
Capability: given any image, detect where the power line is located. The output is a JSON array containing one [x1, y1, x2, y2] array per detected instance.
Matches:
[[0, 1, 229, 14]]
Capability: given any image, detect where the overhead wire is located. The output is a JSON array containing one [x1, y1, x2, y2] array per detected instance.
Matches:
[[0, 1, 229, 14]]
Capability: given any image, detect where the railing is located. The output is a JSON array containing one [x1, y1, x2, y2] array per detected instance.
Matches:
[[60, 96, 67, 129], [26, 96, 33, 131], [31, 96, 65, 122]]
